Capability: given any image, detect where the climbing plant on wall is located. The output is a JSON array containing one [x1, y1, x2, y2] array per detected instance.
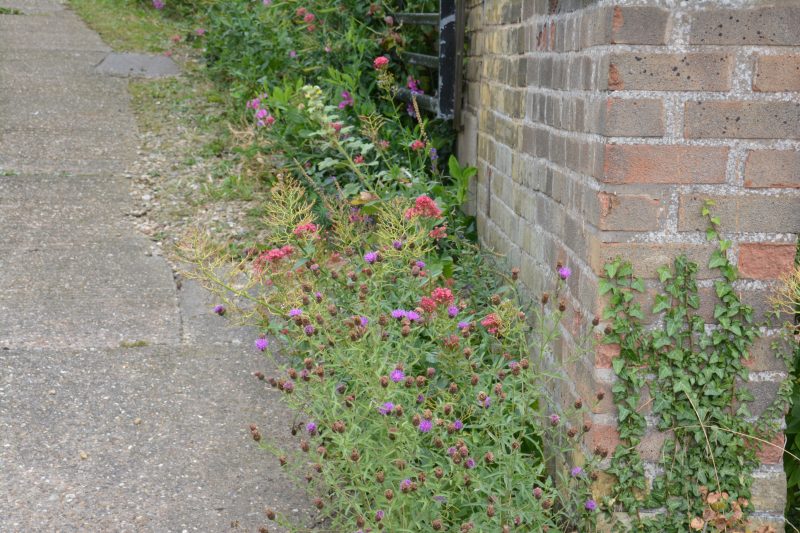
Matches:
[[600, 202, 775, 532]]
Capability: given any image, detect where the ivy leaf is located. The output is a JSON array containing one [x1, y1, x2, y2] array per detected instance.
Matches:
[[612, 357, 625, 375], [605, 261, 619, 279]]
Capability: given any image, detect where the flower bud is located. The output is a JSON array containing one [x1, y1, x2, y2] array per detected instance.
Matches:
[[265, 509, 276, 520], [533, 487, 543, 499], [376, 470, 385, 482], [448, 383, 458, 394], [487, 504, 495, 517], [350, 449, 360, 461], [313, 498, 323, 509], [434, 466, 444, 479], [432, 519, 443, 530], [385, 489, 394, 501], [541, 292, 549, 304], [380, 376, 389, 388], [427, 367, 436, 378]]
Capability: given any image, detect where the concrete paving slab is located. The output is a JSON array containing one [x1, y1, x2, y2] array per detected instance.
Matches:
[[0, 12, 109, 52], [0, 49, 108, 78], [0, 345, 315, 531], [96, 52, 180, 79], [0, 0, 66, 14], [0, 131, 137, 174]]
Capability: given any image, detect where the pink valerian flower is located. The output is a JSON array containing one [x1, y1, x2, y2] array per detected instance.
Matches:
[[431, 287, 454, 305], [420, 297, 437, 313], [404, 195, 443, 219], [481, 313, 502, 335], [353, 154, 365, 164], [558, 265, 572, 280], [195, 28, 206, 36], [429, 225, 447, 240], [338, 91, 354, 109], [152, 0, 164, 9], [295, 7, 307, 17], [303, 12, 315, 23], [324, 45, 332, 53], [377, 139, 390, 150], [253, 245, 294, 274], [410, 139, 425, 151], [373, 56, 390, 70], [293, 222, 318, 236], [171, 34, 181, 43], [289, 50, 297, 58], [330, 122, 342, 133]]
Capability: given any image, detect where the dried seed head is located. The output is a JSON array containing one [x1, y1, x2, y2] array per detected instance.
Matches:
[[490, 294, 501, 305], [432, 519, 443, 530], [265, 509, 276, 520], [434, 466, 444, 478], [541, 292, 549, 304], [511, 267, 519, 280], [385, 489, 394, 501], [487, 504, 495, 517]]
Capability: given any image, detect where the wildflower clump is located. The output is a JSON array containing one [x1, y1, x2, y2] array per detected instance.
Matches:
[[185, 180, 598, 531]]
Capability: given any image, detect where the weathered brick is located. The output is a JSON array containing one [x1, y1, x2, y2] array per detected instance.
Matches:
[[744, 336, 790, 373], [595, 191, 666, 231], [738, 243, 797, 280], [608, 6, 670, 45], [608, 53, 732, 91], [754, 55, 800, 92], [636, 429, 669, 462], [590, 97, 664, 137], [751, 471, 787, 512], [684, 101, 800, 139], [602, 145, 728, 185], [595, 343, 619, 370], [678, 194, 800, 234], [689, 6, 800, 46], [745, 149, 800, 189]]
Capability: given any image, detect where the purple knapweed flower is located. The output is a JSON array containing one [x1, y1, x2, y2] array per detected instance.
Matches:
[[304, 325, 316, 335], [289, 308, 303, 317], [458, 321, 470, 330], [306, 422, 317, 435], [378, 402, 394, 415], [416, 394, 425, 404], [255, 338, 269, 351], [447, 305, 459, 318], [359, 316, 369, 327], [390, 369, 405, 383], [433, 495, 447, 504], [314, 291, 323, 301], [364, 251, 378, 264], [549, 414, 560, 426], [375, 510, 385, 521], [585, 499, 597, 511], [338, 91, 354, 109], [213, 304, 226, 315], [558, 266, 572, 280], [447, 446, 457, 457], [283, 380, 294, 392], [418, 419, 432, 433], [453, 419, 464, 430], [391, 309, 407, 320], [571, 466, 583, 477], [152, 0, 164, 9], [406, 311, 421, 322], [400, 479, 412, 491], [392, 240, 403, 250], [289, 50, 297, 58], [465, 458, 476, 469], [482, 396, 491, 408], [415, 260, 425, 268]]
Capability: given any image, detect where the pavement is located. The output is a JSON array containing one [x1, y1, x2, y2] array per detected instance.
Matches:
[[0, 2, 312, 531]]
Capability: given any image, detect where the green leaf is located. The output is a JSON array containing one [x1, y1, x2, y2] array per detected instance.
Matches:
[[612, 357, 625, 374], [605, 261, 619, 279]]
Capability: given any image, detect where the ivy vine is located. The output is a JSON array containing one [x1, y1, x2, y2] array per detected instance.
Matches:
[[600, 202, 765, 531]]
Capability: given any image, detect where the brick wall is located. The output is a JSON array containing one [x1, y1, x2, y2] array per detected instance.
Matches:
[[458, 0, 800, 528]]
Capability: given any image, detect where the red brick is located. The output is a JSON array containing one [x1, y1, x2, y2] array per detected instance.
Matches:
[[745, 150, 800, 189], [602, 144, 728, 185], [738, 243, 796, 280], [755, 432, 786, 465], [754, 55, 800, 92], [608, 53, 732, 92], [690, 7, 800, 46], [586, 424, 621, 456], [684, 101, 800, 139], [595, 343, 619, 369]]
